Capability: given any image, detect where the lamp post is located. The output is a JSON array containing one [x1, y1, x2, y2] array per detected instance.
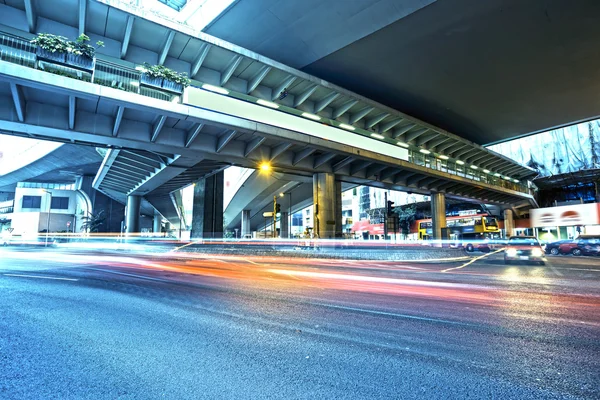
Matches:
[[42, 189, 52, 247]]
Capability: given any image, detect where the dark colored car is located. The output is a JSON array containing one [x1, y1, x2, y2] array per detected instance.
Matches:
[[504, 236, 546, 265], [544, 239, 571, 255], [559, 236, 600, 256]]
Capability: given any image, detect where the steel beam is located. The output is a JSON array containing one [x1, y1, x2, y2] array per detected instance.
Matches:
[[428, 136, 452, 150], [247, 66, 271, 94], [333, 100, 358, 119], [313, 152, 336, 169], [392, 124, 416, 139], [405, 128, 429, 143], [437, 140, 461, 153], [185, 123, 204, 148], [191, 43, 211, 78], [272, 76, 296, 101], [121, 16, 134, 59], [118, 154, 160, 170], [332, 156, 354, 172], [151, 115, 167, 142], [158, 31, 175, 66], [79, 0, 87, 36], [365, 113, 389, 129], [68, 96, 76, 129], [293, 147, 316, 165], [380, 168, 398, 182], [350, 160, 372, 176], [349, 106, 374, 124], [110, 165, 149, 179], [24, 0, 36, 33], [216, 130, 237, 153], [366, 164, 387, 179], [315, 92, 339, 113], [269, 142, 292, 161], [380, 118, 402, 133], [113, 160, 155, 175], [112, 106, 124, 137], [244, 136, 266, 157], [9, 83, 25, 122], [416, 131, 440, 147], [293, 84, 318, 107], [221, 55, 243, 86]]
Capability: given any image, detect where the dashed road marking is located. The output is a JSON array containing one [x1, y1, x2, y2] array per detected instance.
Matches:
[[3, 273, 78, 281]]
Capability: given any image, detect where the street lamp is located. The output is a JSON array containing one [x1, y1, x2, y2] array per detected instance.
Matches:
[[41, 189, 52, 247]]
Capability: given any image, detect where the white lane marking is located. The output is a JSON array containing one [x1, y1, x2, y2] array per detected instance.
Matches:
[[551, 268, 600, 272], [83, 268, 171, 283], [441, 249, 504, 273], [308, 302, 477, 327], [3, 273, 78, 281]]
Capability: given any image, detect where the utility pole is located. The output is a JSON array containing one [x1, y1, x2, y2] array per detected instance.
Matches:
[[273, 196, 277, 239]]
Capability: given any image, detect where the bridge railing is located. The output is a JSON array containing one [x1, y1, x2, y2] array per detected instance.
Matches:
[[0, 30, 532, 195], [409, 150, 528, 193]]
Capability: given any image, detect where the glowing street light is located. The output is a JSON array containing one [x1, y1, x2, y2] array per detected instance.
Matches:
[[259, 162, 271, 172]]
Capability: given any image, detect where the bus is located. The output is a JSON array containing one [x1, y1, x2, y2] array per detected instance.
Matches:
[[416, 213, 502, 251]]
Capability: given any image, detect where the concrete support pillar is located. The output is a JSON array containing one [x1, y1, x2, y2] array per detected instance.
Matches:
[[153, 212, 162, 234], [431, 192, 446, 240], [313, 173, 341, 239], [241, 210, 251, 238], [335, 180, 342, 238], [504, 209, 515, 238], [280, 211, 289, 239], [125, 195, 141, 234], [191, 172, 224, 239]]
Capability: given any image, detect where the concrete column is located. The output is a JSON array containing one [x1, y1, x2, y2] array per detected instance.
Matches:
[[241, 209, 251, 238], [335, 180, 342, 238], [125, 195, 141, 233], [504, 209, 515, 238], [153, 212, 162, 234], [431, 192, 446, 240], [313, 173, 341, 239], [191, 171, 224, 239], [280, 211, 289, 239]]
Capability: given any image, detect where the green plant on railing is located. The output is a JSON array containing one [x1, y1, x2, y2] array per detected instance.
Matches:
[[142, 62, 191, 87], [30, 33, 70, 53], [68, 34, 104, 58], [31, 33, 104, 58]]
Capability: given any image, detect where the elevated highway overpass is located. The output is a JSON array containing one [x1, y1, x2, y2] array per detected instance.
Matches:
[[0, 0, 538, 238]]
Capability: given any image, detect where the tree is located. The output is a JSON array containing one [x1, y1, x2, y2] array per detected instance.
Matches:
[[81, 210, 106, 233], [393, 204, 417, 239]]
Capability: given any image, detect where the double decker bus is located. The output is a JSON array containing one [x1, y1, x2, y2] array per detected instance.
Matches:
[[416, 213, 501, 251]]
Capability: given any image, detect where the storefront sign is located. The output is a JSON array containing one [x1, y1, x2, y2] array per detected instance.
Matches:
[[530, 203, 600, 227]]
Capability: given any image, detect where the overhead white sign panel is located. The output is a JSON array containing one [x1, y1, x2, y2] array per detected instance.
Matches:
[[530, 203, 599, 227]]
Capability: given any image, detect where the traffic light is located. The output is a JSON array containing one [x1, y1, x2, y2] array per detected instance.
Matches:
[[386, 200, 395, 216], [275, 203, 281, 214]]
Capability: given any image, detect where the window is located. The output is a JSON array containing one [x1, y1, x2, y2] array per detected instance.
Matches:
[[22, 195, 41, 209], [50, 196, 69, 210]]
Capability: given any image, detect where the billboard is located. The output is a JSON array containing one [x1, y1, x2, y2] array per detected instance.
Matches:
[[530, 203, 600, 227]]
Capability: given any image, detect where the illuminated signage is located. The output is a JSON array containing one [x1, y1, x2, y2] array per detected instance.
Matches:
[[530, 203, 600, 227]]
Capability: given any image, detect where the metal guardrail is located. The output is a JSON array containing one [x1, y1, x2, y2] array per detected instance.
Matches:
[[0, 206, 14, 214], [409, 150, 529, 192], [0, 31, 531, 195]]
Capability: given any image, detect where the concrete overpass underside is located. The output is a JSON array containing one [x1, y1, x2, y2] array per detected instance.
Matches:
[[0, 0, 541, 229], [0, 62, 536, 210]]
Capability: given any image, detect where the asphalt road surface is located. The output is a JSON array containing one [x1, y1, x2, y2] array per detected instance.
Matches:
[[1, 246, 599, 399]]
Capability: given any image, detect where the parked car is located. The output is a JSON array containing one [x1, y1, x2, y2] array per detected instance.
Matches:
[[558, 235, 600, 256], [504, 236, 546, 265], [544, 239, 571, 255]]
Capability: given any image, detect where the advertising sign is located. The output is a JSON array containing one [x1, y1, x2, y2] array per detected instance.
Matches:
[[530, 203, 600, 228]]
